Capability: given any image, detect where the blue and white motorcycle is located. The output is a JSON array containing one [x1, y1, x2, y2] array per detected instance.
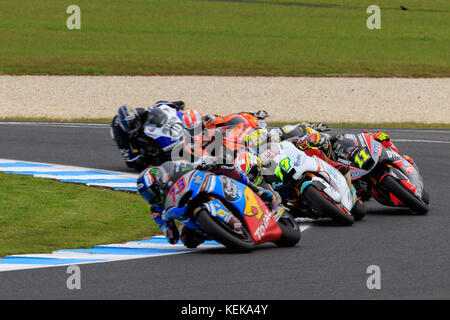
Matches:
[[134, 103, 186, 166]]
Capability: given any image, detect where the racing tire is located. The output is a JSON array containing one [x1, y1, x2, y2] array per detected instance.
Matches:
[[274, 213, 301, 247], [351, 199, 367, 222], [422, 189, 430, 205], [302, 185, 354, 226], [380, 175, 429, 215], [195, 209, 254, 253]]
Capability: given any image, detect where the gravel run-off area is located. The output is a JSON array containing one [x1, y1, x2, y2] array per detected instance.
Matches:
[[1, 76, 448, 123]]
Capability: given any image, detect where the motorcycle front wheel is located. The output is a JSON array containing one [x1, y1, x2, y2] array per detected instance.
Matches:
[[351, 199, 367, 221], [195, 209, 254, 253], [274, 213, 301, 247], [302, 185, 354, 226], [380, 175, 428, 215]]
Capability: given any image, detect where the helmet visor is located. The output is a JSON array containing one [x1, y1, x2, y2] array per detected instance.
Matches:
[[140, 187, 158, 204]]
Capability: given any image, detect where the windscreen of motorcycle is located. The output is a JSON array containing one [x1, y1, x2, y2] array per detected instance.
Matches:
[[143, 107, 184, 151]]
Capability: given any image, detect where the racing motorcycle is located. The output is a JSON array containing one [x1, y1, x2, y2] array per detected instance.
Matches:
[[179, 111, 268, 164], [259, 141, 366, 226], [333, 132, 429, 214], [159, 164, 301, 252], [133, 104, 185, 167]]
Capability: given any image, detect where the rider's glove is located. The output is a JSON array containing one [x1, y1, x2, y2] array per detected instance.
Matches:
[[121, 149, 140, 162], [163, 219, 180, 245], [256, 187, 274, 208]]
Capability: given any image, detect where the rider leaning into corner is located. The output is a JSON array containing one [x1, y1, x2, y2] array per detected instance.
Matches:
[[181, 108, 270, 159], [137, 157, 283, 248], [240, 126, 354, 189], [110, 101, 185, 170], [266, 122, 415, 191], [110, 101, 266, 169]]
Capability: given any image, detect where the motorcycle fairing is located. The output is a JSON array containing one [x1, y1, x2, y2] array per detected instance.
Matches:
[[378, 147, 424, 199], [273, 141, 354, 211], [202, 198, 238, 228], [143, 106, 184, 151], [165, 170, 281, 244], [206, 175, 282, 244]]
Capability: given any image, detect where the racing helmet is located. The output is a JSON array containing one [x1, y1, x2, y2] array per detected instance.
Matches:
[[297, 132, 333, 159], [183, 109, 203, 136], [203, 114, 218, 129], [137, 166, 170, 205], [146, 107, 168, 127], [117, 105, 138, 134], [234, 152, 263, 186], [244, 128, 269, 155]]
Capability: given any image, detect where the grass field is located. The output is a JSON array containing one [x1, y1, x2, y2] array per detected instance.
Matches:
[[0, 172, 158, 257], [0, 0, 448, 76]]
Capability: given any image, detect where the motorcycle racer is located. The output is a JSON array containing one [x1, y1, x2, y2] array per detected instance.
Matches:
[[180, 110, 268, 165], [137, 157, 281, 248], [111, 101, 186, 170], [268, 122, 329, 143], [328, 130, 415, 174]]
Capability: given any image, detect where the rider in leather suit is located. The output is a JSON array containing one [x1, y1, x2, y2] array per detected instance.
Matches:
[[137, 157, 281, 248], [111, 101, 185, 169]]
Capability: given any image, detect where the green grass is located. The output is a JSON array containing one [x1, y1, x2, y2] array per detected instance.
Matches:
[[0, 0, 448, 76], [0, 172, 158, 257]]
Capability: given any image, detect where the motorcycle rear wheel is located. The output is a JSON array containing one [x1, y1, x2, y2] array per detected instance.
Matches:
[[302, 186, 354, 226], [380, 175, 428, 215], [195, 209, 254, 253]]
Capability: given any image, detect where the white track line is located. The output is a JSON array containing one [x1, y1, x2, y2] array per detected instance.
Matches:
[[0, 121, 109, 128], [393, 139, 450, 144]]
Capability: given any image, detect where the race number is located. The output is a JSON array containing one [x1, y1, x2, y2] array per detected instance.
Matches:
[[354, 149, 371, 168], [274, 157, 291, 181]]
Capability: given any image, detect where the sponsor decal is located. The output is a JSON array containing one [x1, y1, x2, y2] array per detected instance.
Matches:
[[245, 206, 260, 218], [193, 173, 203, 185], [243, 188, 264, 219], [373, 142, 380, 156], [220, 176, 239, 202], [350, 170, 361, 179], [253, 212, 273, 241], [271, 181, 284, 190], [293, 154, 302, 167], [338, 158, 352, 166], [162, 116, 183, 138], [385, 150, 396, 159], [358, 134, 367, 148], [216, 209, 228, 218]]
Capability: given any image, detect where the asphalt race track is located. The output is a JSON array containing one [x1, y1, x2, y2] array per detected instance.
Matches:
[[0, 122, 449, 299]]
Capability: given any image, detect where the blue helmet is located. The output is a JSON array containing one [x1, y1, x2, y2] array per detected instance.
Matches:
[[137, 166, 170, 205], [117, 105, 138, 134]]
